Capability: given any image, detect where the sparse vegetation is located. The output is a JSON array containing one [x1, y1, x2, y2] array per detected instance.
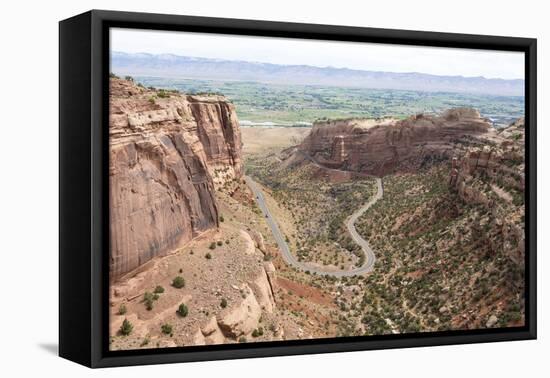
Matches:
[[143, 291, 156, 311], [252, 327, 264, 337], [140, 336, 150, 347], [154, 285, 165, 294], [119, 319, 133, 336], [118, 304, 127, 315], [177, 303, 189, 317], [161, 323, 173, 335], [172, 276, 185, 289]]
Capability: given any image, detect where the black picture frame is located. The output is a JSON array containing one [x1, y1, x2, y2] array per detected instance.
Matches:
[[59, 9, 537, 368]]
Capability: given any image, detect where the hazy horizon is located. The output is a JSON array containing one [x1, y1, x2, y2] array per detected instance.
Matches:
[[111, 28, 524, 80], [111, 51, 525, 82]]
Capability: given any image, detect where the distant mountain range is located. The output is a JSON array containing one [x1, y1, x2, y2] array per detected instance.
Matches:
[[111, 51, 524, 96]]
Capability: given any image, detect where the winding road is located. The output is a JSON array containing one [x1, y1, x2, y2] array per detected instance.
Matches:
[[245, 175, 383, 277]]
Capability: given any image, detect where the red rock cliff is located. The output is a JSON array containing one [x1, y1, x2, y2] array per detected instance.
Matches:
[[300, 108, 492, 176], [109, 78, 243, 279]]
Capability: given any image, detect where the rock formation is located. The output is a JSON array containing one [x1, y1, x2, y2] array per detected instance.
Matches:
[[109, 78, 243, 278], [299, 108, 492, 176]]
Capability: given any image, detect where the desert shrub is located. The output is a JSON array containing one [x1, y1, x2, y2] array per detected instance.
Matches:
[[209, 242, 216, 250], [161, 323, 173, 335], [238, 336, 247, 343], [172, 276, 185, 289], [109, 72, 119, 79], [154, 285, 165, 294], [217, 240, 223, 246], [252, 327, 264, 337], [220, 298, 228, 308], [157, 90, 169, 98], [124, 75, 134, 82], [177, 303, 189, 317], [118, 304, 127, 315], [140, 336, 150, 347], [143, 291, 155, 310], [120, 319, 133, 336], [148, 97, 156, 104], [205, 253, 212, 260], [219, 215, 224, 222]]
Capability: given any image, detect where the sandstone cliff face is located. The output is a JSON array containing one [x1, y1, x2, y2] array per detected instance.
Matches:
[[109, 78, 243, 278], [300, 108, 492, 176]]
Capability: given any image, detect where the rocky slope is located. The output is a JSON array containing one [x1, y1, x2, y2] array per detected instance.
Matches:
[[449, 118, 525, 265], [109, 223, 280, 349], [298, 108, 493, 176], [109, 78, 243, 278]]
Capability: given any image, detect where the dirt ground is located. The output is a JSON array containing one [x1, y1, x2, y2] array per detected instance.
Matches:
[[241, 126, 309, 155]]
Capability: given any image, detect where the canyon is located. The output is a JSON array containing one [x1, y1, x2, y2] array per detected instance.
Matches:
[[109, 77, 525, 349]]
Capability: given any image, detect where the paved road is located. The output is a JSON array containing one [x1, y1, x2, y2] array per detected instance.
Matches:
[[245, 175, 383, 277]]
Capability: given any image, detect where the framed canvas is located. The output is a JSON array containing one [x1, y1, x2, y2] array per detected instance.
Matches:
[[59, 10, 537, 368]]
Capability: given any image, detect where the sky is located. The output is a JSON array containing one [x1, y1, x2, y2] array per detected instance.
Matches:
[[111, 28, 524, 80]]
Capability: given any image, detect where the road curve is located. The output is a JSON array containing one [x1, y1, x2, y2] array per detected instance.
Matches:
[[245, 175, 383, 277]]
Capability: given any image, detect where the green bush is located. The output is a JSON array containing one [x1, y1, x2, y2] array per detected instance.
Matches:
[[252, 328, 264, 337], [238, 336, 247, 343], [140, 336, 150, 347], [118, 304, 127, 315], [157, 90, 169, 98], [143, 291, 155, 310], [220, 298, 228, 308], [154, 285, 165, 294], [161, 323, 173, 335], [172, 276, 185, 289], [120, 319, 133, 336], [177, 303, 189, 317]]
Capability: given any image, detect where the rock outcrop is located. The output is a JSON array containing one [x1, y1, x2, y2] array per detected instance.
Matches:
[[109, 78, 243, 278], [299, 108, 492, 176]]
